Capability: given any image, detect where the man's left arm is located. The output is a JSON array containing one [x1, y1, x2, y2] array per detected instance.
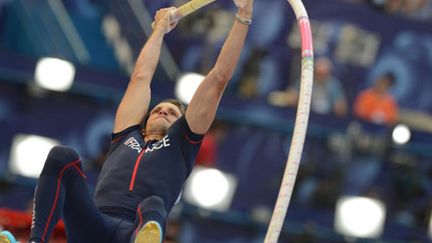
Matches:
[[185, 0, 253, 134], [113, 8, 176, 133]]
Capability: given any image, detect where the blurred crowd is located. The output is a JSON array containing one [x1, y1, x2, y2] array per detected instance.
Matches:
[[269, 57, 399, 126], [344, 0, 432, 22]]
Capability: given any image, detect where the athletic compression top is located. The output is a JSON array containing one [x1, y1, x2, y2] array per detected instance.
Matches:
[[93, 116, 203, 219]]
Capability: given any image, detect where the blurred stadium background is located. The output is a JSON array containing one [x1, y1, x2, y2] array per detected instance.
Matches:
[[0, 0, 432, 242]]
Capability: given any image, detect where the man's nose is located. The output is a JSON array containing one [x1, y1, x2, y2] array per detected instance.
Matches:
[[158, 110, 168, 115]]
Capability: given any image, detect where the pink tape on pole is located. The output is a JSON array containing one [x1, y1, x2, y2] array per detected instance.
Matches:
[[299, 17, 313, 57]]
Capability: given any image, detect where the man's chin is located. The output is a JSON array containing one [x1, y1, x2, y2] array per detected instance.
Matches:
[[148, 123, 169, 135]]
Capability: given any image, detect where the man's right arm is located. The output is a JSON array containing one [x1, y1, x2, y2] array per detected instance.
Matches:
[[113, 8, 176, 133]]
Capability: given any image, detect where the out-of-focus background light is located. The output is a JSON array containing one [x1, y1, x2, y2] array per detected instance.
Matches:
[[392, 124, 411, 145], [428, 213, 432, 240], [34, 57, 75, 92], [9, 134, 59, 178], [175, 72, 205, 104], [183, 166, 237, 212], [335, 196, 386, 239]]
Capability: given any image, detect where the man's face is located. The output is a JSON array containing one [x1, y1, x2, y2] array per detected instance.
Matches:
[[145, 102, 182, 135], [314, 61, 331, 83], [375, 77, 393, 94]]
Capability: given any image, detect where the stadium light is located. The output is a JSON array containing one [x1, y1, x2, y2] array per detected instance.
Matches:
[[9, 134, 59, 178], [392, 124, 411, 145], [334, 196, 386, 239], [175, 72, 205, 104], [35, 57, 75, 92], [183, 166, 237, 212]]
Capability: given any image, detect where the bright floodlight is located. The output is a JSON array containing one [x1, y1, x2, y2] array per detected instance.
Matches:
[[175, 73, 205, 104], [183, 166, 237, 212], [392, 124, 411, 145], [9, 134, 59, 178], [35, 57, 75, 91], [335, 196, 386, 239]]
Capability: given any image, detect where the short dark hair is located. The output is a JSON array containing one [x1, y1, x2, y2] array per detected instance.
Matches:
[[141, 98, 186, 129], [160, 98, 186, 115]]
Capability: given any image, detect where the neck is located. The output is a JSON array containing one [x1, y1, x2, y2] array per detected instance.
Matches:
[[372, 87, 386, 96], [144, 134, 163, 142]]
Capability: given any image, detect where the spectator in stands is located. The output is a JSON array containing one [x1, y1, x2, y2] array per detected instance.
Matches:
[[366, 0, 432, 22], [400, 0, 432, 21], [353, 72, 399, 125], [383, 0, 404, 14], [195, 121, 226, 167], [268, 57, 348, 117], [195, 131, 218, 168]]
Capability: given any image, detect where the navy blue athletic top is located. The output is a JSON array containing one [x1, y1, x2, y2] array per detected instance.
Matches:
[[94, 116, 203, 219]]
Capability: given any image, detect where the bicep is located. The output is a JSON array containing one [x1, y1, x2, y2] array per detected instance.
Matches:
[[185, 70, 226, 134], [113, 79, 151, 133]]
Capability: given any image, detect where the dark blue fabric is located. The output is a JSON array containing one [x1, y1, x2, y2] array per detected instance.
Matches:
[[30, 146, 115, 243], [30, 116, 202, 242], [94, 116, 203, 218]]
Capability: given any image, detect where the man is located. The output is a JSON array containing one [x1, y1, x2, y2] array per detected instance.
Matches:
[[269, 57, 348, 117], [353, 72, 398, 125], [0, 0, 253, 242]]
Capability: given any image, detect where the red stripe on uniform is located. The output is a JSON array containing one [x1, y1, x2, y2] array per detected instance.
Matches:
[[134, 206, 143, 236], [129, 150, 146, 191], [72, 164, 86, 178], [184, 133, 202, 144], [41, 159, 82, 242]]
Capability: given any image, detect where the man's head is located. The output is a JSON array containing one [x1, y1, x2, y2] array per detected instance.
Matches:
[[314, 57, 333, 83], [142, 99, 186, 139], [374, 72, 395, 94]]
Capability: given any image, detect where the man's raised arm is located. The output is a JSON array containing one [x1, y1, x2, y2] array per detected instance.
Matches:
[[185, 0, 253, 134], [113, 8, 177, 133]]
